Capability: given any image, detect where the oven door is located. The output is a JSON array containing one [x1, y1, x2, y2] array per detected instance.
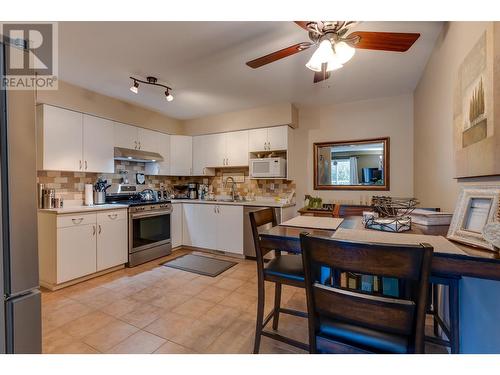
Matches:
[[129, 211, 171, 253]]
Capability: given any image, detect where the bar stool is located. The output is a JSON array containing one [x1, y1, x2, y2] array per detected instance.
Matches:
[[249, 208, 308, 353]]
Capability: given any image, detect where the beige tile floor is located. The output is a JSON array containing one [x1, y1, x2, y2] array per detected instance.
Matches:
[[42, 249, 446, 354]]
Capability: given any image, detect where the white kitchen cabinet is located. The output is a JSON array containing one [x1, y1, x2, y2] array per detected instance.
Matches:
[[225, 130, 249, 166], [181, 203, 243, 255], [215, 205, 243, 254], [57, 222, 97, 284], [38, 208, 129, 290], [248, 125, 288, 152], [96, 211, 128, 271], [113, 122, 138, 149], [182, 204, 216, 249], [83, 115, 115, 173], [36, 104, 83, 172], [145, 132, 171, 176], [171, 203, 183, 248], [170, 135, 193, 176], [137, 127, 158, 152]]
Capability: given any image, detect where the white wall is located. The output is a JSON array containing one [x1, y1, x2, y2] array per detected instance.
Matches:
[[293, 94, 414, 207]]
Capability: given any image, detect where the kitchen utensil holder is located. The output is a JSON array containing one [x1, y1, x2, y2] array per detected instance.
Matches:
[[93, 191, 106, 205]]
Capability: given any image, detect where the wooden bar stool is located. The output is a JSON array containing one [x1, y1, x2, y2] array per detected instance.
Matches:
[[249, 208, 309, 353], [300, 233, 433, 354]]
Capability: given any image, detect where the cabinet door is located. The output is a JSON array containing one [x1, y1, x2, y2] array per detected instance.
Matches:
[[226, 130, 249, 166], [171, 203, 183, 248], [96, 215, 128, 271], [182, 204, 216, 249], [137, 128, 158, 152], [192, 135, 207, 175], [216, 205, 243, 254], [113, 122, 138, 149], [267, 126, 288, 151], [57, 224, 97, 283], [205, 133, 226, 168], [248, 128, 268, 152], [170, 135, 192, 176], [38, 105, 83, 172], [145, 132, 170, 175], [83, 115, 115, 173]]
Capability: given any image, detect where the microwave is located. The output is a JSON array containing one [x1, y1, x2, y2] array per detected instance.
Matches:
[[250, 157, 287, 178]]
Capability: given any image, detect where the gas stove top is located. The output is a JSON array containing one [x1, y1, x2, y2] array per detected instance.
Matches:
[[105, 183, 170, 207], [105, 194, 170, 207]]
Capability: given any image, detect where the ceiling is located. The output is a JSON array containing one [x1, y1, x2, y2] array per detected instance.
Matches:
[[58, 21, 443, 120]]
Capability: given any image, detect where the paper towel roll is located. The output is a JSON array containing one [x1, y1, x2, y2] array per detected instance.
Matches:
[[84, 184, 94, 206]]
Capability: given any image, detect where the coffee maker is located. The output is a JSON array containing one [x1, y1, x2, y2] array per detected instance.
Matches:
[[187, 182, 198, 199]]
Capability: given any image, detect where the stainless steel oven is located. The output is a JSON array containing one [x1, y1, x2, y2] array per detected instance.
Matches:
[[128, 202, 172, 267]]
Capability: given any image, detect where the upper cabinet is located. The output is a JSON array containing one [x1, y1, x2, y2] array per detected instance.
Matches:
[[170, 135, 192, 176], [192, 130, 249, 174], [113, 123, 158, 152], [82, 115, 115, 173], [145, 132, 171, 176], [248, 125, 288, 152], [137, 128, 159, 152], [37, 105, 114, 173]]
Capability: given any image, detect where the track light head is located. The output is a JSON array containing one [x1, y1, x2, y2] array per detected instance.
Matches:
[[130, 80, 139, 94], [165, 90, 174, 102]]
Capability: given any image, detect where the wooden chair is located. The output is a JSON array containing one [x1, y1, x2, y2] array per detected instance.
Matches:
[[333, 204, 372, 218], [249, 208, 308, 353], [300, 233, 433, 354]]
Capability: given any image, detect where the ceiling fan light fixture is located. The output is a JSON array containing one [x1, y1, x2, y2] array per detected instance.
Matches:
[[333, 41, 355, 64], [305, 39, 334, 72], [130, 80, 139, 94]]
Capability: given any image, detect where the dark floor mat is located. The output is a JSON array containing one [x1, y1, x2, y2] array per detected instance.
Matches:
[[162, 253, 237, 277]]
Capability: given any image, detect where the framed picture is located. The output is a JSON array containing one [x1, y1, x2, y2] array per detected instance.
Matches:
[[447, 186, 500, 251]]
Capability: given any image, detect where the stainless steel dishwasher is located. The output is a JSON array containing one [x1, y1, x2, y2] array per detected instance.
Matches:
[[243, 206, 281, 258]]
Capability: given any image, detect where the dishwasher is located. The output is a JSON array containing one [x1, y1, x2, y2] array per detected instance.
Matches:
[[243, 207, 281, 258]]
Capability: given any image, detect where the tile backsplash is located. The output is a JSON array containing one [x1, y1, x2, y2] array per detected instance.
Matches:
[[37, 160, 295, 202]]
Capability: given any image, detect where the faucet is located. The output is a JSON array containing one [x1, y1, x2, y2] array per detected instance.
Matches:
[[224, 177, 237, 201]]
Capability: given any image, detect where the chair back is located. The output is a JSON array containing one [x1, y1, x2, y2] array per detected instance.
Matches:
[[300, 233, 433, 353], [249, 208, 278, 278], [334, 204, 372, 218]]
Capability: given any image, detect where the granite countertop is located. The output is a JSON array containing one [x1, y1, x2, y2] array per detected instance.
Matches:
[[170, 199, 295, 208], [38, 204, 129, 214]]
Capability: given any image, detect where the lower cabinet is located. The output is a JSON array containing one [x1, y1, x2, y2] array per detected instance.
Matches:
[[38, 209, 128, 289], [171, 203, 183, 248], [182, 203, 243, 255]]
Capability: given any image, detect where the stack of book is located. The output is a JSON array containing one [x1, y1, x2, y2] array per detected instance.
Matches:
[[409, 209, 453, 226]]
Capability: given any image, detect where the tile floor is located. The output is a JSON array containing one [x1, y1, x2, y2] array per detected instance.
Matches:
[[41, 249, 446, 354]]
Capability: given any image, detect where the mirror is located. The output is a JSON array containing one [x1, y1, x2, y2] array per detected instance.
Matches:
[[313, 137, 390, 190]]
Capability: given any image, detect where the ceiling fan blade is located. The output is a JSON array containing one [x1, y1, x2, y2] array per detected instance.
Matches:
[[294, 21, 311, 30], [313, 63, 331, 83], [246, 42, 311, 68], [348, 31, 420, 52]]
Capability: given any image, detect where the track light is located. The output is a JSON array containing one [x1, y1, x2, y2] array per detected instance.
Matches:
[[129, 76, 174, 102], [130, 80, 139, 94]]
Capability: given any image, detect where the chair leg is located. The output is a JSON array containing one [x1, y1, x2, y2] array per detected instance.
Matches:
[[253, 279, 265, 354], [448, 279, 460, 354], [432, 284, 439, 337], [272, 283, 282, 330]]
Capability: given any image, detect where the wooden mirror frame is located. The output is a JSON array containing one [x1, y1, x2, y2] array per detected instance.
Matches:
[[313, 137, 390, 191]]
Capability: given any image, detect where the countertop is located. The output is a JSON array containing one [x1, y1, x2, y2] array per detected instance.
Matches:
[[169, 199, 296, 208], [38, 204, 129, 214]]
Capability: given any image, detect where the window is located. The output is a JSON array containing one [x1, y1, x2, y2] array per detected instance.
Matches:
[[331, 159, 351, 185]]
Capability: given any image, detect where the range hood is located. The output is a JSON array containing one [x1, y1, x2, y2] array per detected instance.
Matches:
[[114, 147, 164, 163]]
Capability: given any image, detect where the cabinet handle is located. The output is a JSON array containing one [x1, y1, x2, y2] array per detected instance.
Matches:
[[134, 141, 137, 149], [98, 224, 102, 234], [92, 225, 96, 236], [79, 160, 82, 170], [72, 217, 84, 224], [85, 160, 88, 170], [108, 213, 118, 220], [138, 141, 141, 150], [214, 206, 216, 213]]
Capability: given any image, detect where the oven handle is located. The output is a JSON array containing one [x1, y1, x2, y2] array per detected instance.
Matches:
[[130, 210, 172, 219]]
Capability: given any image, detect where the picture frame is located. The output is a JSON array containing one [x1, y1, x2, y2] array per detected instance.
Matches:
[[447, 186, 500, 251]]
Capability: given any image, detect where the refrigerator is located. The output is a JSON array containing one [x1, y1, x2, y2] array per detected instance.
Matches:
[[0, 41, 42, 353]]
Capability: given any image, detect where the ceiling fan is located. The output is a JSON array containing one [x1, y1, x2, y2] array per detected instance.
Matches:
[[246, 21, 421, 83]]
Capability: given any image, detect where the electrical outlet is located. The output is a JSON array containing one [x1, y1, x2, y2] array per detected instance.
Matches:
[[270, 183, 275, 190]]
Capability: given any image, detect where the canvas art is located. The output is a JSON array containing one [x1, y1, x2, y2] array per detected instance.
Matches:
[[453, 26, 499, 178]]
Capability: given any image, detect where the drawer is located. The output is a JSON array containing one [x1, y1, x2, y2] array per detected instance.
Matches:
[[57, 213, 96, 228], [97, 210, 127, 223]]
